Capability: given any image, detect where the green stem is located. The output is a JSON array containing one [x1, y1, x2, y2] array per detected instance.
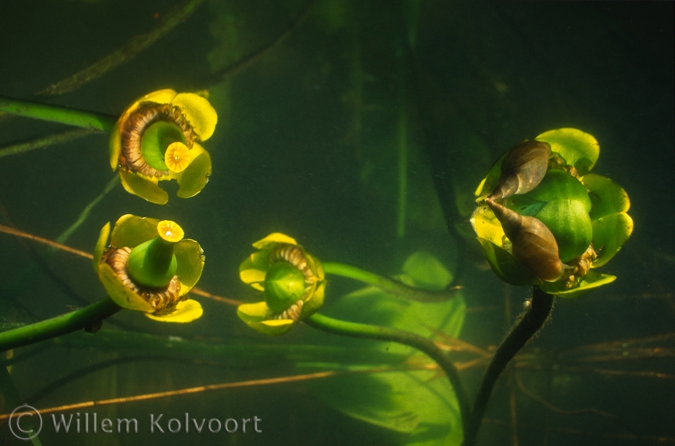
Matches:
[[323, 261, 460, 303], [0, 298, 122, 352], [305, 312, 470, 436], [0, 96, 116, 132], [462, 286, 555, 446]]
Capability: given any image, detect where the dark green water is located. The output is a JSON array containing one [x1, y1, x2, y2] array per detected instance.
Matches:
[[0, 1, 673, 445]]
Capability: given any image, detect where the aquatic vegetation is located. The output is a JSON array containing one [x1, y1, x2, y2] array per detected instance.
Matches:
[[472, 128, 633, 297], [237, 233, 326, 335], [2, 2, 667, 445], [94, 214, 204, 322], [110, 89, 218, 204]]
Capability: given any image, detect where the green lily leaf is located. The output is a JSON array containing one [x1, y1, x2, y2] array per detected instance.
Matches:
[[313, 253, 465, 444], [400, 251, 453, 291], [540, 270, 616, 298], [309, 374, 419, 434], [536, 128, 599, 175], [309, 370, 462, 445]]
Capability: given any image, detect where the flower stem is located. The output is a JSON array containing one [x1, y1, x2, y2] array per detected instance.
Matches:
[[0, 298, 122, 352], [462, 286, 555, 446], [305, 312, 470, 436], [322, 261, 460, 303], [0, 96, 116, 132]]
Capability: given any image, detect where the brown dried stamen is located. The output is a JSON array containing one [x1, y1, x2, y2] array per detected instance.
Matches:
[[563, 244, 598, 288], [119, 102, 197, 178], [103, 246, 183, 315], [271, 299, 304, 321]]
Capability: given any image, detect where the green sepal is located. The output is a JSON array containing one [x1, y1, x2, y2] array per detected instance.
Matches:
[[99, 263, 155, 312], [145, 298, 203, 323], [536, 128, 599, 175], [540, 270, 616, 298], [476, 237, 540, 286], [582, 173, 633, 267], [93, 222, 111, 273], [173, 239, 205, 294], [237, 302, 295, 336], [109, 215, 159, 248], [176, 149, 212, 198], [119, 170, 168, 205]]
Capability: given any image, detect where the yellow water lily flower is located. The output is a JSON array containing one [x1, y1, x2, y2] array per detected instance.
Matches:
[[94, 215, 205, 322], [109, 89, 218, 204], [471, 128, 633, 298], [237, 233, 326, 335]]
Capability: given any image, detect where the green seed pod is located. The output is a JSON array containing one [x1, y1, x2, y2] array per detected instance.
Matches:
[[127, 220, 183, 288], [510, 169, 593, 262], [264, 261, 306, 313]]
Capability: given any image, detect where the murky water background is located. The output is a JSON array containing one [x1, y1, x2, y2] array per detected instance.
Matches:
[[0, 1, 673, 445]]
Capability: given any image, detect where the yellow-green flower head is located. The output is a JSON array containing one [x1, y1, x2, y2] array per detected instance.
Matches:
[[110, 89, 218, 205], [93, 215, 205, 322], [471, 128, 633, 298], [237, 233, 326, 335]]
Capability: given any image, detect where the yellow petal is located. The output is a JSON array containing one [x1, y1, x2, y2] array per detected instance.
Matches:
[[252, 233, 298, 249], [165, 142, 191, 173], [172, 92, 218, 141], [145, 299, 203, 323]]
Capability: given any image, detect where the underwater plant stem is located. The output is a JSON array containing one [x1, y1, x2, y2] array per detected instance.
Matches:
[[0, 96, 116, 132], [0, 128, 96, 159], [322, 261, 460, 303], [0, 298, 121, 352], [36, 0, 206, 96], [305, 312, 470, 435], [462, 286, 555, 446]]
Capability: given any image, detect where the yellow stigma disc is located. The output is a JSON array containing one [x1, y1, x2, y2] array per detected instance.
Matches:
[[164, 142, 191, 173], [157, 220, 184, 243]]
